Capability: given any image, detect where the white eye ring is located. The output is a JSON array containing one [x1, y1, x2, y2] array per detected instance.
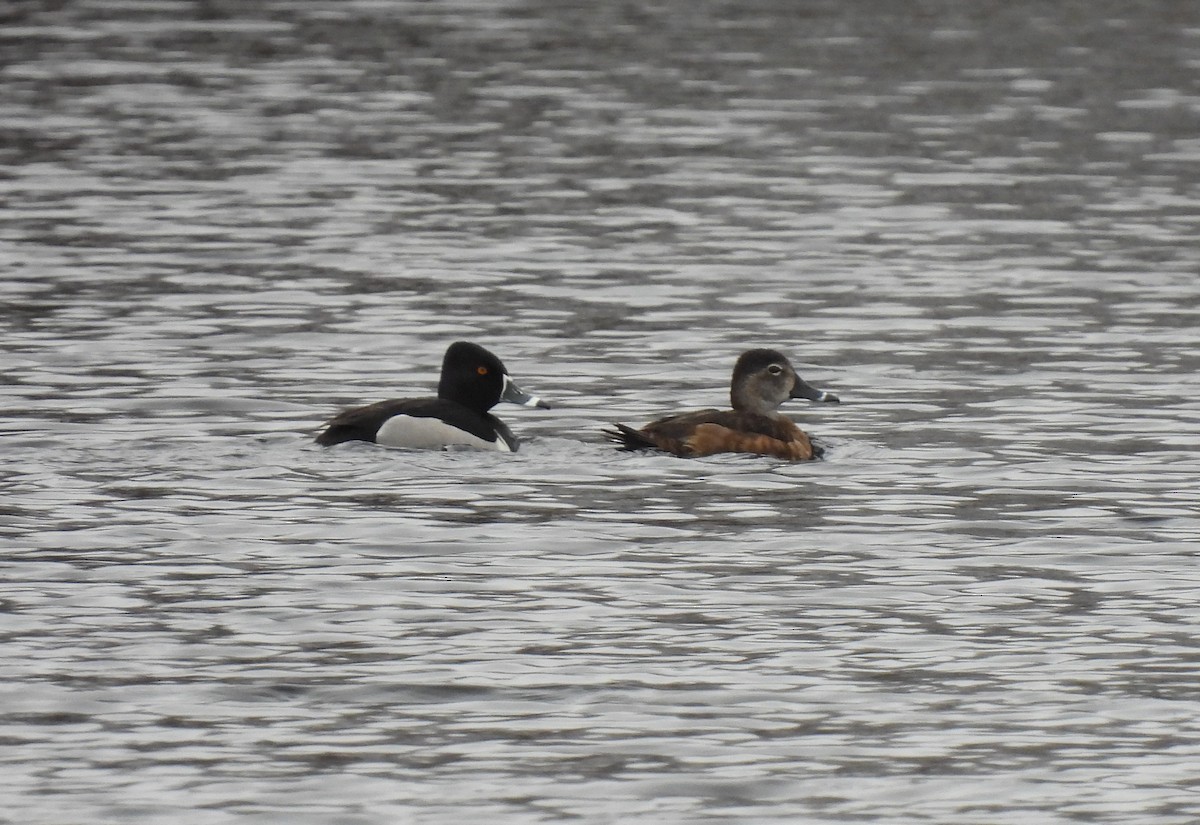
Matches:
[[767, 364, 784, 375]]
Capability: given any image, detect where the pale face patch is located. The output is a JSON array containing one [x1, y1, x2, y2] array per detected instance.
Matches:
[[375, 415, 511, 452]]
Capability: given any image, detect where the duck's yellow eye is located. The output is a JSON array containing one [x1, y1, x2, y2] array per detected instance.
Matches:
[[477, 366, 489, 376]]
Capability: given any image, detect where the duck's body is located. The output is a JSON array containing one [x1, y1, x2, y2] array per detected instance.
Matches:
[[605, 349, 837, 461], [607, 409, 822, 461], [316, 342, 548, 452], [317, 396, 522, 452]]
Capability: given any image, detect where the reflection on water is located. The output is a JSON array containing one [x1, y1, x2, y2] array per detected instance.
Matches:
[[2, 1, 1200, 822]]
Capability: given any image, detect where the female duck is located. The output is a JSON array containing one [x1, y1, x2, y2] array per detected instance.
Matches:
[[316, 341, 550, 452], [605, 348, 838, 460]]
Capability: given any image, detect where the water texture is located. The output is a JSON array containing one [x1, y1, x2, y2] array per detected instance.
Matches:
[[2, 1, 1199, 822]]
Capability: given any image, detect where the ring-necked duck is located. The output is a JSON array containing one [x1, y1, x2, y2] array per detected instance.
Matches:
[[604, 348, 838, 460], [316, 341, 550, 452]]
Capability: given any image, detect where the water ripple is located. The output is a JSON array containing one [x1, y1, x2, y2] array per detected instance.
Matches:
[[2, 1, 1200, 823]]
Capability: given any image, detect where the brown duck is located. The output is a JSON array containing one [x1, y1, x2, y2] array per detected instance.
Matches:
[[605, 349, 839, 460]]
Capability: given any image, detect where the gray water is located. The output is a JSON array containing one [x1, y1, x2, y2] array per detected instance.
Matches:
[[3, 1, 1200, 823]]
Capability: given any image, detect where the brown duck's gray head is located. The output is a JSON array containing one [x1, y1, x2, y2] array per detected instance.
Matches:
[[730, 349, 839, 416]]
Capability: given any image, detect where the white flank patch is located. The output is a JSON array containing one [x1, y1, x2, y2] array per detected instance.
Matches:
[[375, 415, 510, 452]]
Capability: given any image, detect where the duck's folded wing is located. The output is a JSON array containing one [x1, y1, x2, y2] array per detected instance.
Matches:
[[675, 411, 802, 442], [656, 411, 816, 460], [603, 409, 722, 454], [317, 399, 411, 445]]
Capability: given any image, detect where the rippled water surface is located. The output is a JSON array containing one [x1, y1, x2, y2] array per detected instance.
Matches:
[[3, 1, 1200, 822]]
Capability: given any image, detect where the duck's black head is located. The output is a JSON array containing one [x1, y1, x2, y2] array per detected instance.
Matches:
[[438, 341, 550, 412]]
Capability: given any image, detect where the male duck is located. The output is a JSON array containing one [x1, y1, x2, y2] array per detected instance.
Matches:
[[316, 341, 550, 452], [604, 348, 838, 460]]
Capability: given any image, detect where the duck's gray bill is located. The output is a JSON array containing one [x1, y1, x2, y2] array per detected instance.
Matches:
[[502, 375, 551, 409], [791, 378, 839, 404]]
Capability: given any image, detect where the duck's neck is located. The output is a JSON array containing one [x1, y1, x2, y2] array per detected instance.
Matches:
[[731, 386, 781, 418]]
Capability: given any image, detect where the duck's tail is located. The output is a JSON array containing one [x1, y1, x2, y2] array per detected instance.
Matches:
[[602, 423, 659, 452]]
